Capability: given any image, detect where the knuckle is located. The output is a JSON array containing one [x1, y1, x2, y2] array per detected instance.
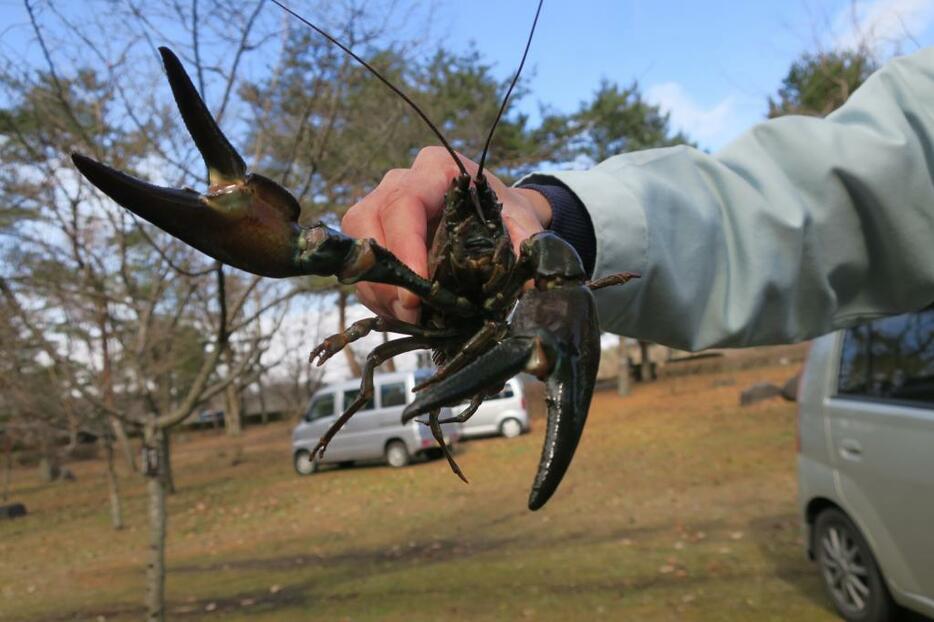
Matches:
[[414, 146, 459, 175], [381, 168, 407, 186], [341, 207, 366, 235], [414, 146, 442, 163], [377, 185, 410, 220]]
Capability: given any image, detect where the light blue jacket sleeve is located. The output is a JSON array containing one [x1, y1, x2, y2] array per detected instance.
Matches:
[[536, 47, 934, 351]]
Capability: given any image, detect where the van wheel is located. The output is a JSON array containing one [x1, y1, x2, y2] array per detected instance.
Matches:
[[814, 508, 895, 622], [500, 418, 522, 438], [293, 450, 317, 476], [385, 441, 410, 468]]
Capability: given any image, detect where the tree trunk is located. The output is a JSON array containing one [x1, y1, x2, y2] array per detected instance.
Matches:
[[639, 340, 653, 382], [617, 336, 631, 397], [380, 332, 396, 372], [102, 435, 124, 530], [37, 424, 60, 483], [111, 417, 137, 472], [65, 413, 80, 456], [144, 427, 167, 622], [102, 312, 137, 472], [224, 382, 243, 436], [338, 289, 363, 378], [2, 435, 12, 502], [258, 379, 269, 425], [159, 431, 175, 495]]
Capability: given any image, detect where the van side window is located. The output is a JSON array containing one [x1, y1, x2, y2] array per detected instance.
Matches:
[[838, 310, 934, 404], [380, 382, 407, 408], [343, 388, 375, 412], [306, 394, 335, 421]]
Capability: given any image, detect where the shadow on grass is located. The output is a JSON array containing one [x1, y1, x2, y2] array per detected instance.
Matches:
[[19, 580, 319, 622], [749, 514, 934, 621], [299, 443, 472, 476], [747, 513, 834, 614]]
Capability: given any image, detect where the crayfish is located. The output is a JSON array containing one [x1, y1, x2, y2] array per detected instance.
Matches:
[[71, 0, 636, 510]]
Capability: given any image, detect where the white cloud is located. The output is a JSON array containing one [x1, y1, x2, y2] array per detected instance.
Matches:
[[645, 82, 739, 149], [832, 0, 934, 53]]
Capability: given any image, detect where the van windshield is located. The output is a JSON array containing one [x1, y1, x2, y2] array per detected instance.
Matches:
[[306, 394, 335, 421]]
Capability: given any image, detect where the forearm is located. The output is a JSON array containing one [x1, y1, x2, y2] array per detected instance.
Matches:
[[521, 48, 934, 351]]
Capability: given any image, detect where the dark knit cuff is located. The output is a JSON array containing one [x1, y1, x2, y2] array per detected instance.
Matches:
[[518, 180, 597, 277]]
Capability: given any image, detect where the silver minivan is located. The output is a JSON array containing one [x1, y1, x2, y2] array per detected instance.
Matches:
[[797, 308, 934, 622], [453, 378, 530, 439], [292, 370, 460, 475]]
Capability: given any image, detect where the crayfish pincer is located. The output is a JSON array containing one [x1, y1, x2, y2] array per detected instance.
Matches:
[[71, 1, 638, 510]]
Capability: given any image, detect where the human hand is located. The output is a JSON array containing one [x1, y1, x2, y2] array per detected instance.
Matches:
[[341, 146, 552, 323]]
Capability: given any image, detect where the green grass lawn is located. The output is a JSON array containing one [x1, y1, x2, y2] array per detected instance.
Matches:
[[0, 363, 838, 621]]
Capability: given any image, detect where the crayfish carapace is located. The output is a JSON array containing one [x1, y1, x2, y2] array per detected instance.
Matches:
[[71, 0, 637, 510]]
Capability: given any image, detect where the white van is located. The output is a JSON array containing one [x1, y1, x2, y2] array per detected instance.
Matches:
[[797, 308, 934, 622], [292, 370, 460, 474], [453, 378, 530, 439]]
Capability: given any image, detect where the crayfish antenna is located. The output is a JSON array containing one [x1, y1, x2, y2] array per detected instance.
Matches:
[[476, 0, 544, 180], [270, 0, 467, 177]]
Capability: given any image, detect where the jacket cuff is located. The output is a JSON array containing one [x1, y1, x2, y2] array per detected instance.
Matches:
[[518, 178, 597, 276], [516, 166, 648, 335]]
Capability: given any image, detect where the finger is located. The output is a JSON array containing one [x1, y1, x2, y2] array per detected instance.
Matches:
[[379, 192, 429, 312], [342, 199, 400, 317], [355, 281, 394, 318]]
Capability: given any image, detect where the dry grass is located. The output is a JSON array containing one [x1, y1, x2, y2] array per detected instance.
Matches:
[[0, 363, 838, 621]]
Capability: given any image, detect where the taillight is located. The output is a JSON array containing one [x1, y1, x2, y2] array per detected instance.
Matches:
[[795, 370, 805, 453], [795, 403, 802, 453], [521, 397, 527, 410]]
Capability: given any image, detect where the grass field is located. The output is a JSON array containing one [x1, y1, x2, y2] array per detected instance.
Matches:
[[0, 363, 841, 621]]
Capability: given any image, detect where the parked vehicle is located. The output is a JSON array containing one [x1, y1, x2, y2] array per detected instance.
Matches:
[[452, 378, 530, 439], [797, 308, 934, 622], [292, 370, 460, 475]]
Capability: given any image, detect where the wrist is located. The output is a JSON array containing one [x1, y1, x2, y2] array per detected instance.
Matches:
[[513, 187, 553, 228], [516, 179, 597, 277]]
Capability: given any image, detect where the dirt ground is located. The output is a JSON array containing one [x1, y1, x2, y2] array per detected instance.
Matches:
[[1, 363, 842, 621]]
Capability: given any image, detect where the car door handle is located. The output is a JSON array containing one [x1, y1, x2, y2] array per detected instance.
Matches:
[[838, 438, 863, 461]]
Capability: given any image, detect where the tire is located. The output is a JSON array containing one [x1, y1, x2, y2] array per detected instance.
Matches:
[[814, 508, 896, 622], [500, 418, 522, 439], [293, 450, 317, 476], [384, 440, 410, 468]]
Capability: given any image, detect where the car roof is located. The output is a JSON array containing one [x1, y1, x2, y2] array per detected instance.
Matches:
[[311, 371, 523, 399], [312, 370, 417, 396]]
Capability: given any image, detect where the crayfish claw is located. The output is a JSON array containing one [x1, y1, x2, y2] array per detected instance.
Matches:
[[73, 48, 308, 278], [159, 47, 246, 186]]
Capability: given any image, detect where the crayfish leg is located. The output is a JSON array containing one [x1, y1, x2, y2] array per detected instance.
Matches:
[[311, 336, 430, 460], [428, 409, 468, 484], [438, 394, 485, 425]]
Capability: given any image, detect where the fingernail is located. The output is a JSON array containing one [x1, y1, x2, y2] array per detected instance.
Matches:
[[399, 289, 420, 309], [392, 299, 418, 324]]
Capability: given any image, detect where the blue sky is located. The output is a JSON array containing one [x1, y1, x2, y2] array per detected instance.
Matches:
[[432, 0, 934, 150], [3, 0, 933, 152]]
